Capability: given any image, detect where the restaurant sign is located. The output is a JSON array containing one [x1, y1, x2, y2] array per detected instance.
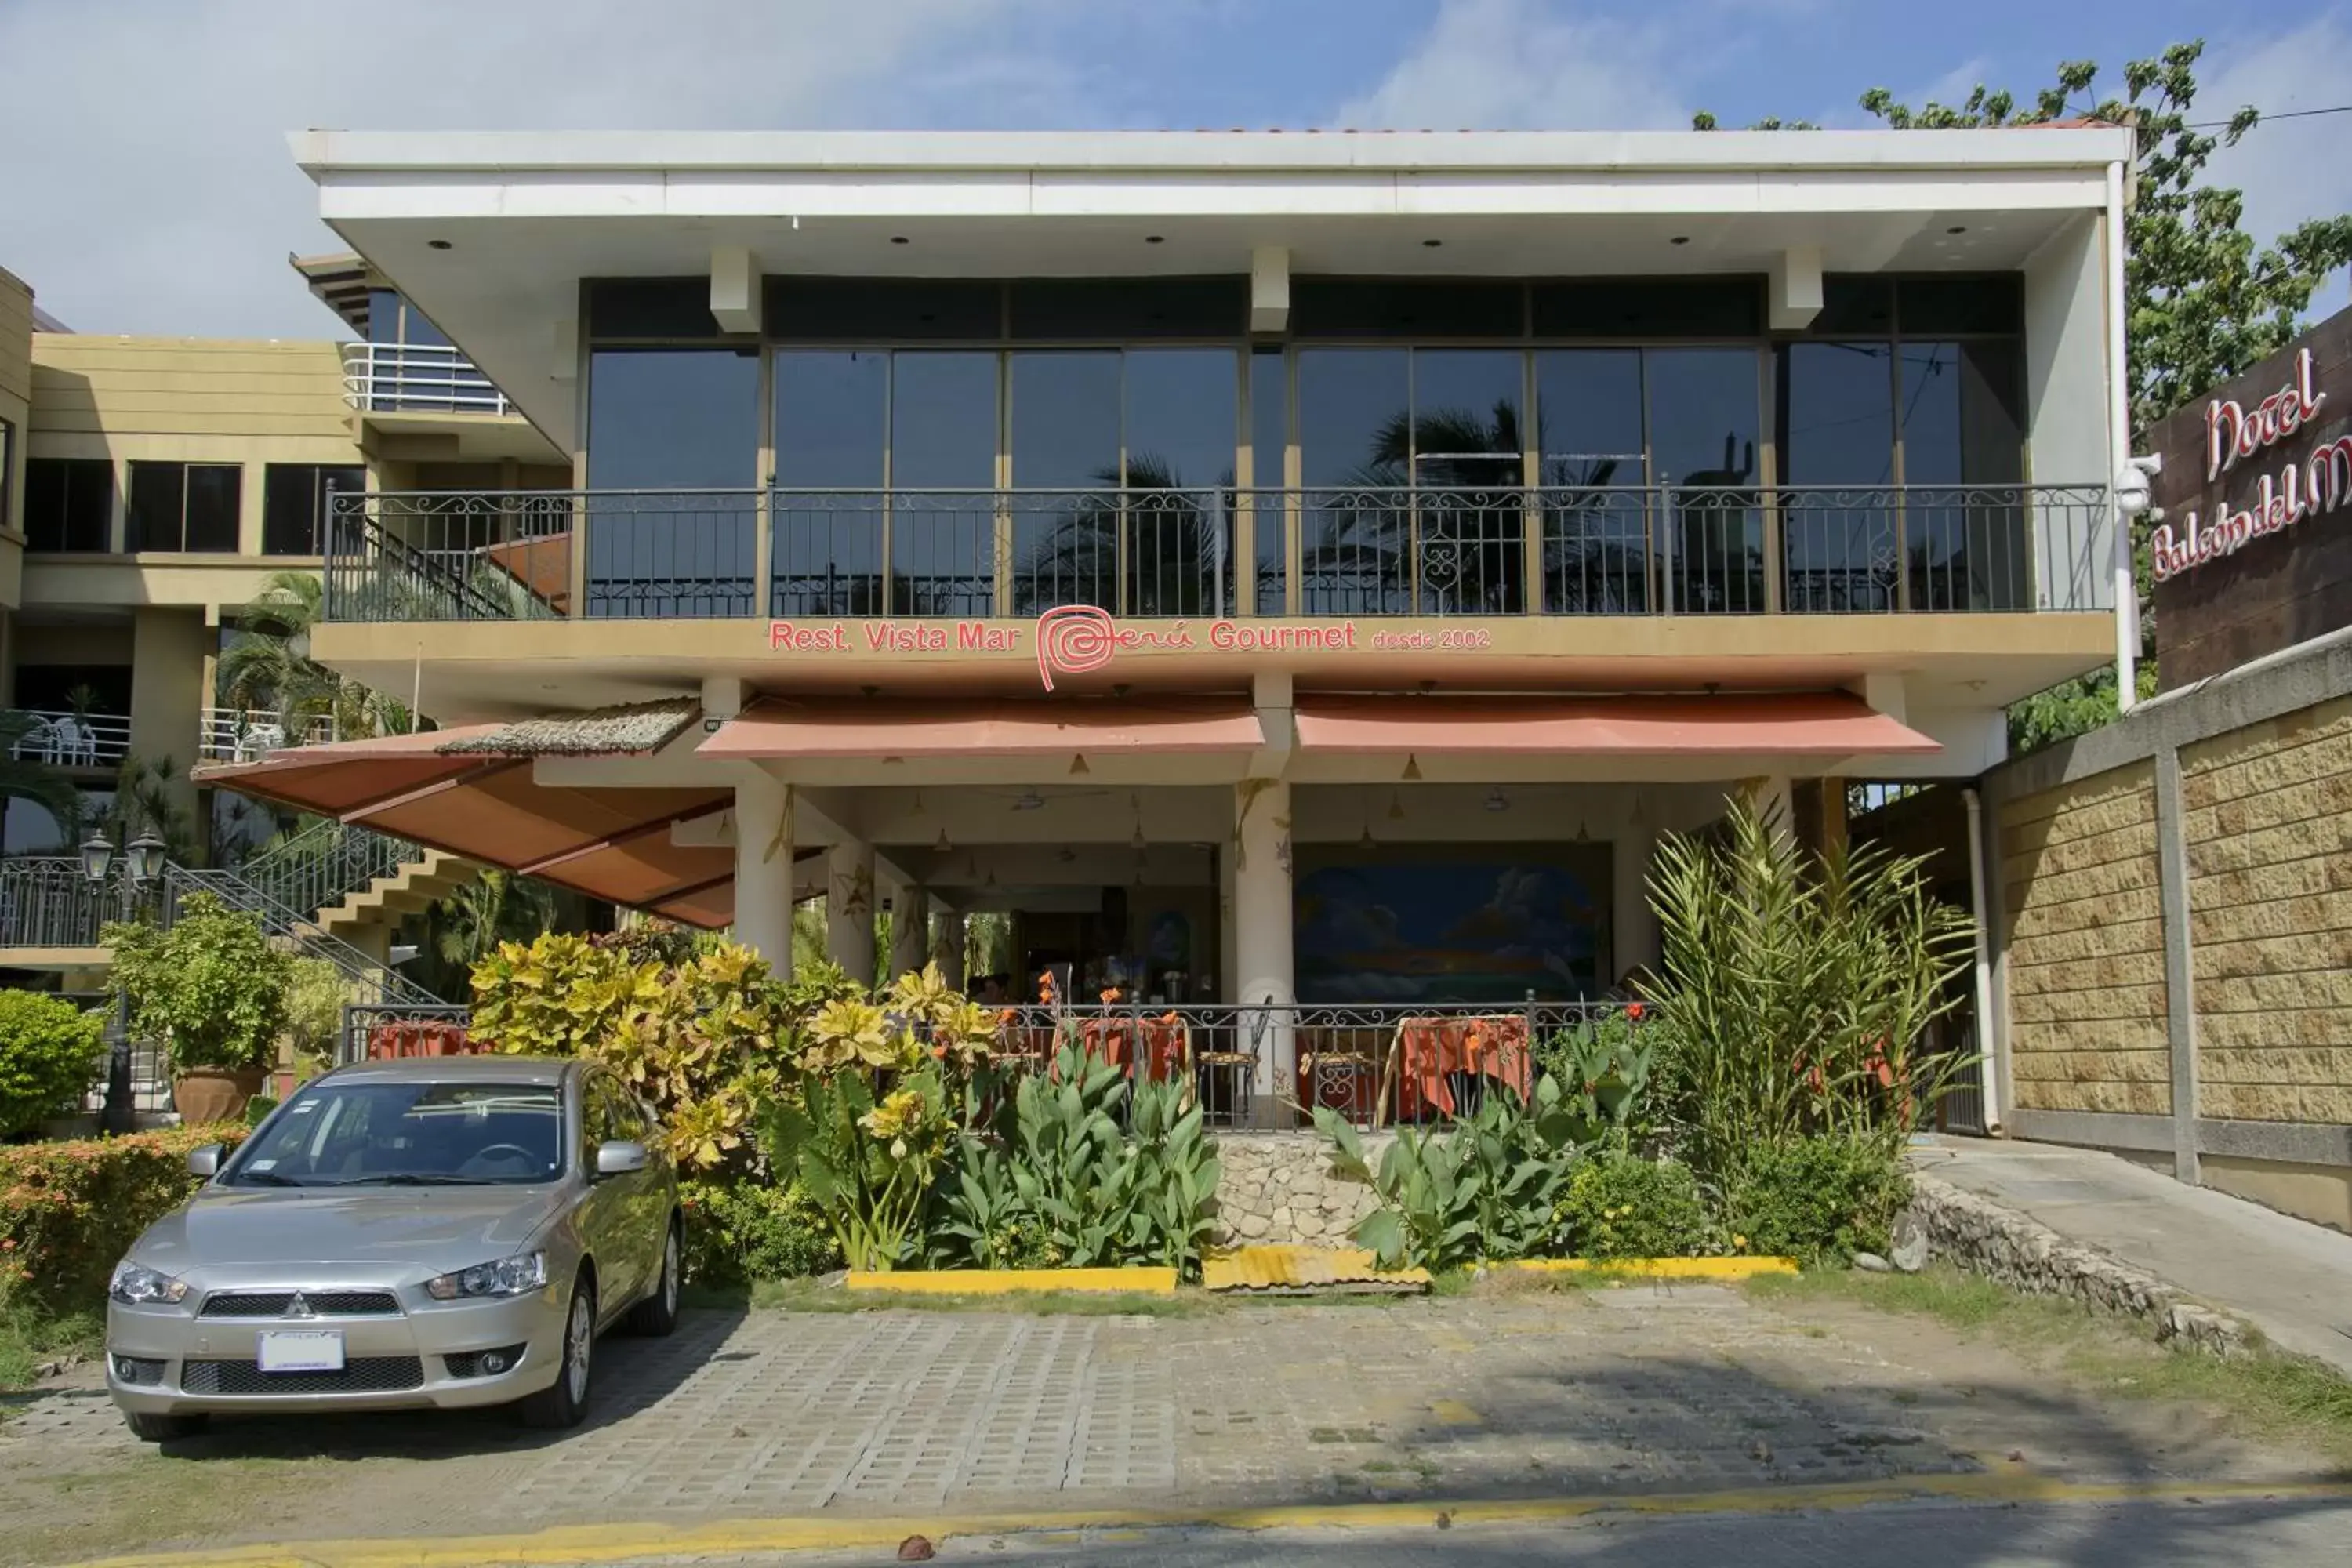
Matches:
[[768, 604, 1497, 690], [2151, 349, 2352, 581]]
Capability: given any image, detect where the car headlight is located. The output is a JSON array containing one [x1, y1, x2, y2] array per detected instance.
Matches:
[[108, 1261, 188, 1306], [426, 1251, 548, 1301]]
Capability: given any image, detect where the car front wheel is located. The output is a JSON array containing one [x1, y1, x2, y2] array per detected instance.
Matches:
[[626, 1222, 681, 1337], [124, 1410, 208, 1443], [517, 1278, 594, 1429]]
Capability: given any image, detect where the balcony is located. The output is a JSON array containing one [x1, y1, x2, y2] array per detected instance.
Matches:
[[198, 708, 336, 764], [6, 710, 131, 768], [321, 484, 2111, 625], [342, 341, 513, 416]]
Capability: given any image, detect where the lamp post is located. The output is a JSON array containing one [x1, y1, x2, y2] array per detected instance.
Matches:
[[88, 829, 168, 1133]]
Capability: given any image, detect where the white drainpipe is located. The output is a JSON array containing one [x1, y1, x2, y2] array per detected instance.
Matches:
[[2107, 158, 2138, 711], [1962, 786, 2002, 1133]]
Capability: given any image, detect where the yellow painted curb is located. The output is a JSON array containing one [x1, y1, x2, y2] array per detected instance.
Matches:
[[1502, 1256, 1800, 1280], [69, 1472, 2352, 1567], [842, 1266, 1178, 1295]]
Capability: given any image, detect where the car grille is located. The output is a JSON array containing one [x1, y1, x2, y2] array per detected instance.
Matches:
[[443, 1344, 528, 1379], [198, 1290, 401, 1319], [181, 1356, 425, 1396], [112, 1355, 167, 1386]]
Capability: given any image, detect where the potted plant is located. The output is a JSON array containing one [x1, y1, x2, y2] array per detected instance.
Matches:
[[103, 892, 294, 1124]]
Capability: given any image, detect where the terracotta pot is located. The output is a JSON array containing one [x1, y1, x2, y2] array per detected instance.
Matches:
[[174, 1066, 267, 1126]]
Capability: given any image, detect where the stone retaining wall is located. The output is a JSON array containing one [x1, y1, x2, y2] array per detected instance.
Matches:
[[1208, 1131, 1387, 1247], [1906, 1171, 2249, 1356]]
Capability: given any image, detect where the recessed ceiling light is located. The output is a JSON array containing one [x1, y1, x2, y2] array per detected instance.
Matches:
[[1145, 234, 1165, 245], [1669, 235, 1690, 246], [890, 235, 910, 245], [1421, 238, 1443, 248], [1947, 225, 1968, 235], [427, 239, 453, 251]]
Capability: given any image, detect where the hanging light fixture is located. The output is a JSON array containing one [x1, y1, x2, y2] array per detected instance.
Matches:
[[1573, 818, 1590, 843], [1401, 753, 1424, 782], [1484, 786, 1510, 813], [1069, 753, 1090, 775], [1387, 789, 1406, 821], [935, 825, 953, 853]]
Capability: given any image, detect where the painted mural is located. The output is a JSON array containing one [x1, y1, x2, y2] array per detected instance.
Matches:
[[1292, 844, 1609, 1004]]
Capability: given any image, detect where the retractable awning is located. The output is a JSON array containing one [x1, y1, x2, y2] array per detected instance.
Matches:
[[1291, 692, 1940, 756], [698, 697, 1265, 759], [193, 701, 744, 927]]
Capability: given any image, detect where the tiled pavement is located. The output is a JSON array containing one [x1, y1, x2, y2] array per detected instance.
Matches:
[[0, 1284, 2313, 1548]]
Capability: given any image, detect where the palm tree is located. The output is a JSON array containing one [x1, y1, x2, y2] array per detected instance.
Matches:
[[0, 710, 84, 831], [220, 569, 412, 739]]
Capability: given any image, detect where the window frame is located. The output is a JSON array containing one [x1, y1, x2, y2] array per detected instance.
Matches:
[[24, 456, 114, 553], [126, 459, 242, 554]]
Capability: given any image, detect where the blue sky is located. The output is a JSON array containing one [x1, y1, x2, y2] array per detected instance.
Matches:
[[0, 0, 2343, 337]]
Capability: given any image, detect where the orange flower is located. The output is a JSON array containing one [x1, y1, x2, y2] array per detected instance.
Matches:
[[1100, 985, 1123, 1004], [1463, 1026, 1485, 1061], [997, 1007, 1017, 1025], [1037, 972, 1057, 1002], [1160, 1011, 1180, 1025], [931, 1043, 949, 1060], [1624, 1001, 1646, 1021]]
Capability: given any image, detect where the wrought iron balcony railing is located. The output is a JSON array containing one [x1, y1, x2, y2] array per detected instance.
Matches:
[[342, 342, 514, 417], [321, 483, 2111, 625]]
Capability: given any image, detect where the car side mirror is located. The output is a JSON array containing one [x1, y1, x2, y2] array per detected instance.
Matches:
[[186, 1145, 222, 1178], [594, 1139, 648, 1178]]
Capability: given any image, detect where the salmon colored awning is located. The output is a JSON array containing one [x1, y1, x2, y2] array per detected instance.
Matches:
[[193, 704, 740, 927], [1292, 693, 1940, 756], [699, 698, 1264, 759]]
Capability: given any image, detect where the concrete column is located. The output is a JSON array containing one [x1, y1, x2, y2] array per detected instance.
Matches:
[[1748, 772, 1795, 840], [826, 838, 877, 986], [731, 773, 793, 981], [2153, 743, 2201, 1184], [1610, 822, 1659, 988], [887, 882, 931, 983], [932, 909, 967, 989], [1233, 778, 1294, 1116], [129, 607, 207, 855]]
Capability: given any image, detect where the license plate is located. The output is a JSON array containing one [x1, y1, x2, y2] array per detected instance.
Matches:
[[256, 1330, 345, 1373]]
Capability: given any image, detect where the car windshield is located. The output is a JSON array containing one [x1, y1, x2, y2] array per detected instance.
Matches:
[[225, 1080, 566, 1187]]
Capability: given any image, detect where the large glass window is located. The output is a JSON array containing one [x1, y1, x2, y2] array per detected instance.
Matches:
[[127, 461, 240, 553], [1011, 351, 1123, 612], [24, 458, 111, 553], [1124, 349, 1237, 616], [1535, 350, 1646, 611], [262, 463, 365, 557], [1899, 339, 2028, 610], [772, 350, 887, 614], [890, 351, 999, 616], [1250, 348, 1287, 612], [585, 348, 760, 618], [1298, 349, 1409, 612], [1646, 349, 1762, 612]]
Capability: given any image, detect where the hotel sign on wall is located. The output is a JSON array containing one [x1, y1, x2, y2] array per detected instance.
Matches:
[[2151, 348, 2352, 582], [768, 605, 1497, 690]]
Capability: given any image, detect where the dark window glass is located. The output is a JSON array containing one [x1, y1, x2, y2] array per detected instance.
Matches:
[[401, 307, 451, 350], [1010, 351, 1121, 614], [584, 348, 760, 617], [1124, 349, 1239, 616], [127, 461, 183, 552], [765, 278, 1000, 340], [1410, 351, 1524, 612], [586, 279, 720, 339], [13, 664, 132, 714], [1900, 339, 2030, 611], [1298, 348, 1409, 612], [1533, 278, 1762, 338], [24, 459, 113, 551], [368, 289, 402, 344], [1534, 350, 1647, 612], [1777, 343, 1895, 485], [771, 349, 888, 618], [1646, 348, 1762, 613], [1007, 278, 1245, 339], [184, 465, 241, 552], [262, 464, 365, 556], [1250, 349, 1287, 611], [1897, 276, 2024, 336], [1290, 280, 1522, 338], [1811, 277, 1894, 336], [889, 352, 998, 617]]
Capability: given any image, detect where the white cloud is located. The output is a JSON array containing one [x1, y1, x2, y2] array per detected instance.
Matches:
[[1334, 0, 1691, 131], [2202, 12, 2352, 312], [0, 0, 1087, 337]]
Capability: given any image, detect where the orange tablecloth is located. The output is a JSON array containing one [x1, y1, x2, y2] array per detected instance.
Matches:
[[1396, 1014, 1531, 1117]]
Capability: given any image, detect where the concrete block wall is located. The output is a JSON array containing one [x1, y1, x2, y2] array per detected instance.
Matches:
[[1999, 760, 2171, 1116]]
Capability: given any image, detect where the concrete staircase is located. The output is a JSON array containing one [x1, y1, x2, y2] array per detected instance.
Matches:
[[302, 846, 485, 954]]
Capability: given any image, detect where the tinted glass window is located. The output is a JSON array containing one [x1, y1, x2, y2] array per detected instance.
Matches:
[[1291, 280, 1522, 338], [1898, 340, 2024, 485], [766, 278, 1000, 340], [1534, 350, 1644, 485], [1812, 277, 1895, 335], [1124, 350, 1236, 490], [586, 279, 720, 339], [262, 464, 365, 556], [24, 458, 112, 552], [368, 288, 402, 344], [1010, 352, 1122, 613], [1533, 278, 1762, 338], [1898, 276, 2024, 336], [890, 353, 998, 487], [1410, 350, 1523, 485], [1298, 349, 1409, 485], [184, 465, 241, 552], [773, 350, 887, 487], [1646, 350, 1759, 486], [1250, 349, 1287, 611], [1777, 343, 1895, 485], [584, 348, 760, 617], [126, 461, 184, 552], [1008, 278, 1245, 339]]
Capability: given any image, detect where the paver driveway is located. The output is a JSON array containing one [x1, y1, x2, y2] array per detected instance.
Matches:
[[0, 1282, 2328, 1563]]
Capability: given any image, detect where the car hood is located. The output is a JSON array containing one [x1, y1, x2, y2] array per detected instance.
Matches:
[[133, 1185, 568, 1275]]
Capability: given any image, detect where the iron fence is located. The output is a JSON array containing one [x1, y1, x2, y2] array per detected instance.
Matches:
[[339, 1002, 477, 1066], [230, 820, 421, 929], [0, 858, 128, 949], [323, 483, 2109, 623]]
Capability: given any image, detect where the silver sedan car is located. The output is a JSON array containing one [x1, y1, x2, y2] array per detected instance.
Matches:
[[105, 1055, 679, 1441]]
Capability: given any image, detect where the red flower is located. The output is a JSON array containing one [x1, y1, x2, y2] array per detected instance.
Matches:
[[1624, 1002, 1646, 1022]]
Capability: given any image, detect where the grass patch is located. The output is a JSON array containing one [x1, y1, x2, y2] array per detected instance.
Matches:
[[0, 1289, 101, 1398], [1749, 1263, 2352, 1463]]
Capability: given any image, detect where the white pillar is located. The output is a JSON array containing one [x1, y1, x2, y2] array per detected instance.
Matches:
[[826, 838, 877, 986], [1233, 778, 1294, 1119], [888, 883, 931, 983], [1610, 821, 1658, 989], [932, 909, 967, 989], [732, 774, 793, 982]]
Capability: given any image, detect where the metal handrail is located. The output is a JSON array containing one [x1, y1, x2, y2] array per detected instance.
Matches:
[[233, 819, 421, 924], [164, 866, 444, 1007], [198, 709, 334, 764], [342, 342, 513, 416], [320, 482, 2110, 623]]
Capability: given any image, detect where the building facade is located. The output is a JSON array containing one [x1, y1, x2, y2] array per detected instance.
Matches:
[[197, 127, 2136, 1110]]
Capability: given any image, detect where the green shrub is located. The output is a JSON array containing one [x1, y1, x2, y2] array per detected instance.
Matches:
[[1551, 1154, 1708, 1261], [470, 932, 657, 1059], [0, 1125, 249, 1310], [678, 1178, 839, 1284], [0, 992, 107, 1139], [103, 894, 294, 1073], [1722, 1134, 1911, 1264]]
